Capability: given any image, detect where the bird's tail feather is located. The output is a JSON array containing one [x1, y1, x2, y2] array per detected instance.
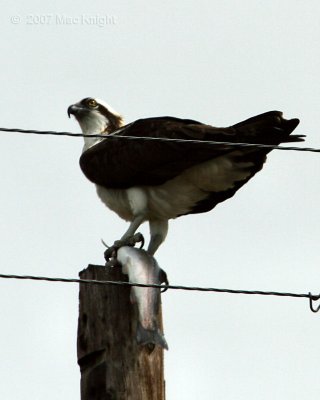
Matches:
[[136, 323, 168, 350], [232, 111, 304, 144]]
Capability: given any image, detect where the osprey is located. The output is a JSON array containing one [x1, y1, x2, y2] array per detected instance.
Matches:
[[68, 97, 303, 255]]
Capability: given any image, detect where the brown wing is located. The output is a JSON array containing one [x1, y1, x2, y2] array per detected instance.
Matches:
[[79, 112, 302, 189]]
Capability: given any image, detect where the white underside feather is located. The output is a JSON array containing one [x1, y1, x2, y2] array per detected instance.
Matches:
[[96, 151, 254, 221]]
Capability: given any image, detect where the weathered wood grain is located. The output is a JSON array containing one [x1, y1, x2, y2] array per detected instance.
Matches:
[[77, 264, 165, 400]]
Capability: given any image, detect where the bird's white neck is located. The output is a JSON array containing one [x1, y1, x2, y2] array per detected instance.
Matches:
[[78, 113, 109, 152], [82, 133, 106, 152]]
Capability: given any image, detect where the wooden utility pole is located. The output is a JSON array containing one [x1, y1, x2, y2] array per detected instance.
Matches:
[[77, 264, 165, 400]]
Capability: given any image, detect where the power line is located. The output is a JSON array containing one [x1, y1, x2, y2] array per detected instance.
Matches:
[[0, 272, 319, 312], [0, 126, 319, 153], [0, 126, 319, 312]]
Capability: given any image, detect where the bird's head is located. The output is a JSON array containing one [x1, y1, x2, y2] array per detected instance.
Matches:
[[68, 97, 124, 136]]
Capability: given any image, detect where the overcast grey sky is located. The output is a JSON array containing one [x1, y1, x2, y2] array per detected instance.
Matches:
[[1, 1, 320, 399]]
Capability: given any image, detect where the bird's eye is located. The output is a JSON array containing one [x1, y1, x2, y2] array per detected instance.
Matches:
[[87, 99, 97, 108]]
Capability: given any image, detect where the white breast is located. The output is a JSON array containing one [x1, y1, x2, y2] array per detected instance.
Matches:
[[95, 151, 254, 221], [95, 185, 133, 221]]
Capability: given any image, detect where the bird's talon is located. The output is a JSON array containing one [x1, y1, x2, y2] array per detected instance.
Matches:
[[104, 247, 116, 263], [105, 258, 121, 268], [159, 269, 169, 293], [132, 232, 145, 248], [120, 233, 145, 248], [103, 233, 145, 263]]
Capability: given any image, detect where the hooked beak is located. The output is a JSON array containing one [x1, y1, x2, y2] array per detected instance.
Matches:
[[67, 104, 77, 118]]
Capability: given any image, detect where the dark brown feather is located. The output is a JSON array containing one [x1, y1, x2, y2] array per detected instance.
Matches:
[[79, 111, 302, 193]]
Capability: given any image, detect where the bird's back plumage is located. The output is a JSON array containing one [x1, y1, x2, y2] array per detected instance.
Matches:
[[80, 111, 302, 216]]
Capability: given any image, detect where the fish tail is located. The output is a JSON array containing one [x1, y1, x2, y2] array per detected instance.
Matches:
[[136, 323, 168, 350]]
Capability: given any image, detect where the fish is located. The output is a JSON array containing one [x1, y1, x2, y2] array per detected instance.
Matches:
[[117, 246, 169, 350]]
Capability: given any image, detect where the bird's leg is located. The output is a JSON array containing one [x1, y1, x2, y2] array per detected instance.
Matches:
[[147, 219, 168, 255], [104, 214, 145, 263], [120, 214, 146, 241]]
